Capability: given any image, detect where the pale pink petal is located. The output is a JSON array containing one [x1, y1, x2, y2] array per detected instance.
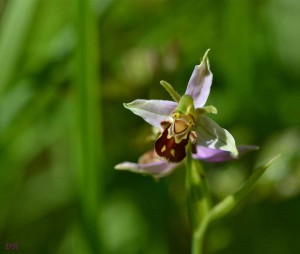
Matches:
[[193, 145, 259, 162], [185, 50, 213, 108], [115, 150, 180, 178], [115, 161, 178, 178]]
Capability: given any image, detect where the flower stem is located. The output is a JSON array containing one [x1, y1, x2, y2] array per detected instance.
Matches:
[[192, 219, 208, 254], [185, 153, 211, 254]]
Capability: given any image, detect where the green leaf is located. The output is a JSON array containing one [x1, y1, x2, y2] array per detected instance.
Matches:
[[192, 155, 280, 253], [208, 154, 281, 222]]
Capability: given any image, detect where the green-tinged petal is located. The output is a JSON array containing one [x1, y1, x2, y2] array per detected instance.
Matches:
[[195, 114, 238, 157], [160, 80, 181, 103], [196, 105, 217, 115], [124, 99, 177, 129]]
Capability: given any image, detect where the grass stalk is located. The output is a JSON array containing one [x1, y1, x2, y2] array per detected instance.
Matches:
[[73, 0, 103, 253]]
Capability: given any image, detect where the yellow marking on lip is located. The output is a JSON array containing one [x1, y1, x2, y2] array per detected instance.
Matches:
[[170, 149, 175, 158], [161, 145, 166, 153], [173, 112, 181, 118]]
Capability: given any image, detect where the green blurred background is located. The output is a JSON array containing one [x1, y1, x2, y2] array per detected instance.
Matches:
[[0, 0, 299, 253]]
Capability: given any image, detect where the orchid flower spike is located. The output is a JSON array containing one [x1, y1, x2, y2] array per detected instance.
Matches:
[[115, 49, 258, 178]]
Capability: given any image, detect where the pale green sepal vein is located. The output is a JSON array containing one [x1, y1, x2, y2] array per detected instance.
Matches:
[[160, 80, 181, 103]]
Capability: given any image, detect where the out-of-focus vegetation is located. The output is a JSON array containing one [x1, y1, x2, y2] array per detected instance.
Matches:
[[0, 0, 299, 253]]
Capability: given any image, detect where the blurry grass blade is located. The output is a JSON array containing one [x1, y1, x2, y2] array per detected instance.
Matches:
[[0, 68, 66, 145], [73, 0, 103, 253], [96, 0, 114, 16], [0, 0, 39, 94], [0, 82, 33, 132]]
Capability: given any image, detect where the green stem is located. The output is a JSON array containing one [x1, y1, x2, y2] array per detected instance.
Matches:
[[185, 153, 211, 254], [192, 217, 209, 254]]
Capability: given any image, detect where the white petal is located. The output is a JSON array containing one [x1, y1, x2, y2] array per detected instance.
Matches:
[[124, 99, 177, 129], [115, 161, 178, 178]]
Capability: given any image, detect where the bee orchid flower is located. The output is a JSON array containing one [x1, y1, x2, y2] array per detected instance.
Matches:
[[115, 50, 258, 178]]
